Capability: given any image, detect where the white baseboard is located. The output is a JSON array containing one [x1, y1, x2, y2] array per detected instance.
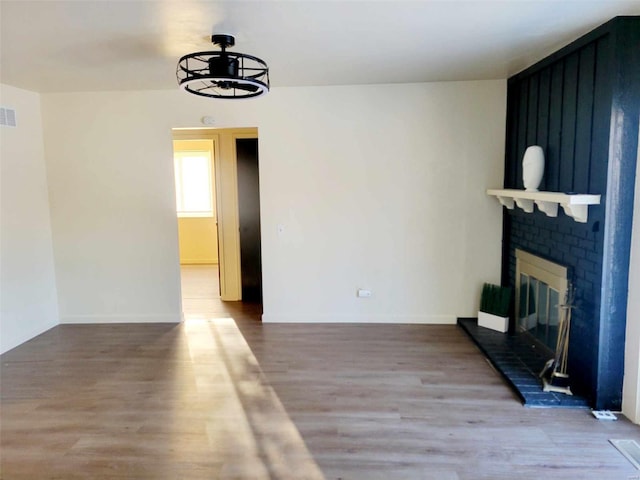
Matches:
[[60, 314, 180, 324], [261, 313, 456, 324]]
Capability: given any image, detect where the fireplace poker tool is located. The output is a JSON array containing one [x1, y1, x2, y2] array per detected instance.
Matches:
[[539, 286, 574, 395]]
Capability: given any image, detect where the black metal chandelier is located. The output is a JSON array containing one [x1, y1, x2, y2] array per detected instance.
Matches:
[[176, 34, 269, 99]]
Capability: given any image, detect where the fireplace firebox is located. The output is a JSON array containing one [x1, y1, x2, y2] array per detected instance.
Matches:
[[515, 249, 568, 354]]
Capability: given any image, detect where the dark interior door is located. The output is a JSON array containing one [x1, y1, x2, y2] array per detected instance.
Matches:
[[236, 138, 262, 303]]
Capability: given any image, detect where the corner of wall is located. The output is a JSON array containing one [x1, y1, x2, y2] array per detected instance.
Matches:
[[1, 83, 60, 354]]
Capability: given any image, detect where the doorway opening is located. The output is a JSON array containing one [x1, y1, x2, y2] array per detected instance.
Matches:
[[236, 138, 263, 303], [173, 138, 221, 317], [172, 128, 262, 318]]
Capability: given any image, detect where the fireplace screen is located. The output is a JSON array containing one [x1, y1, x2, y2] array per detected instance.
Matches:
[[515, 250, 568, 352]]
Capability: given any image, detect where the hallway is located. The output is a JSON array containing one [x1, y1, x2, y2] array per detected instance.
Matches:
[[180, 264, 262, 321]]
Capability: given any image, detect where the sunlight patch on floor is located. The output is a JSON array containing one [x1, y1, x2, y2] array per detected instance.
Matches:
[[183, 318, 324, 479]]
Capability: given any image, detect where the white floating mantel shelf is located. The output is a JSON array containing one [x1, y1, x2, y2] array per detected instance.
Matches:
[[487, 189, 601, 223]]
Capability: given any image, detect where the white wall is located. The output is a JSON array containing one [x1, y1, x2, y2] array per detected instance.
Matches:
[[259, 83, 506, 322], [41, 91, 183, 323], [1, 84, 59, 353], [623, 128, 640, 424], [41, 81, 505, 325]]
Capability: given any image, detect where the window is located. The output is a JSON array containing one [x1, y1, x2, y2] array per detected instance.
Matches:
[[174, 151, 214, 217]]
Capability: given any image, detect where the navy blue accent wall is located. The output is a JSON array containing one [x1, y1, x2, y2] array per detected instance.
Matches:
[[502, 17, 640, 409]]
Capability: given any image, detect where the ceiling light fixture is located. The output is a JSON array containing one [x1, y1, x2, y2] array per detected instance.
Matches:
[[177, 34, 269, 100]]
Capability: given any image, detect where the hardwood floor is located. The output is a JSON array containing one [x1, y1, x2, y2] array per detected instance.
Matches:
[[180, 264, 220, 300], [1, 269, 639, 479]]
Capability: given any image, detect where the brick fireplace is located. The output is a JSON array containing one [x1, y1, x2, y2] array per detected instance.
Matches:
[[500, 17, 640, 410]]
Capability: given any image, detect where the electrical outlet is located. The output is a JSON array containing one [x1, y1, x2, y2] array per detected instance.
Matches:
[[357, 289, 372, 298]]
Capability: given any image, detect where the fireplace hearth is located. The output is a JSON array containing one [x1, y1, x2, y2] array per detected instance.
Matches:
[[458, 318, 589, 408]]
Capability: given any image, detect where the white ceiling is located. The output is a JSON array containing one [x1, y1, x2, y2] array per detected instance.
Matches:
[[1, 0, 639, 93]]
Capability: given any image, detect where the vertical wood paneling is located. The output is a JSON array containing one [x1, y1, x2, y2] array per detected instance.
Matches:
[[516, 81, 529, 189], [547, 61, 564, 192], [505, 41, 601, 195], [559, 53, 579, 192], [590, 36, 612, 194], [537, 69, 551, 191], [574, 43, 597, 193], [527, 74, 540, 146]]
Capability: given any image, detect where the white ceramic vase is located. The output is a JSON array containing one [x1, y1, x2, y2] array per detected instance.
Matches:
[[522, 146, 545, 191]]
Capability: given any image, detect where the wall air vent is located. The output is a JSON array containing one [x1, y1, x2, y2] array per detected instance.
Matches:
[[0, 107, 17, 127]]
